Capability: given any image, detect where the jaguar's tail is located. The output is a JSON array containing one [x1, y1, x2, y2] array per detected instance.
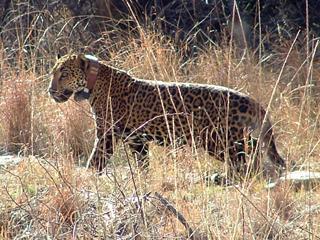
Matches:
[[258, 108, 286, 169]]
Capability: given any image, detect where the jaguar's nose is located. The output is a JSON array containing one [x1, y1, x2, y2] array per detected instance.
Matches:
[[48, 88, 57, 96]]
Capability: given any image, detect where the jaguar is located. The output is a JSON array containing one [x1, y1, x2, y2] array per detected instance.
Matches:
[[48, 54, 285, 174]]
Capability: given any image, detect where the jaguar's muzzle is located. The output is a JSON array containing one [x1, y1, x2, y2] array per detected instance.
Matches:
[[49, 88, 73, 103]]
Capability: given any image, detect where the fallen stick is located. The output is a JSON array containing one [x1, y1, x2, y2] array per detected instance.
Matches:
[[154, 192, 194, 239]]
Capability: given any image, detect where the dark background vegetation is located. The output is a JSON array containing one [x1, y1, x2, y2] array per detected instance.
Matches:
[[1, 0, 320, 60]]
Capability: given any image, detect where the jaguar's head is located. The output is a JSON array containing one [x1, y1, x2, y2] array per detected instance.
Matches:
[[48, 54, 97, 102]]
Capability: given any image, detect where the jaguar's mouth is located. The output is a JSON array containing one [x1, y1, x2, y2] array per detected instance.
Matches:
[[74, 89, 90, 102], [49, 89, 73, 103]]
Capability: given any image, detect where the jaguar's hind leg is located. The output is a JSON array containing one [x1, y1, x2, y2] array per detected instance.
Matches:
[[234, 136, 262, 176]]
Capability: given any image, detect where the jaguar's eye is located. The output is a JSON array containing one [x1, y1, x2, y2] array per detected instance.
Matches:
[[61, 72, 68, 78]]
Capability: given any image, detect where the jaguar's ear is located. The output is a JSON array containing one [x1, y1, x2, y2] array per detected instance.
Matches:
[[78, 54, 89, 71]]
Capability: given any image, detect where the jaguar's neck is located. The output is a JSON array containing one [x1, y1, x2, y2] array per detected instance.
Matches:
[[88, 63, 134, 107]]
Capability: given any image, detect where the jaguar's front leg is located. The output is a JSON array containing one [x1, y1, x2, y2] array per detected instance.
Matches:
[[87, 129, 113, 173]]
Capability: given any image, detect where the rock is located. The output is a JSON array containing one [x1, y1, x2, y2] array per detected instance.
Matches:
[[266, 171, 320, 190], [0, 155, 23, 166]]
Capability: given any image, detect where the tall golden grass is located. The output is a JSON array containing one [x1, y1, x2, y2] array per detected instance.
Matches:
[[0, 6, 320, 239]]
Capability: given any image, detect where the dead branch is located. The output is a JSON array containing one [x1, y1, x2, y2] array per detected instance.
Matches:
[[154, 192, 194, 239]]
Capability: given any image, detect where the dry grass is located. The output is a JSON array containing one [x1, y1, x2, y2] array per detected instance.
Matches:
[[0, 5, 320, 239]]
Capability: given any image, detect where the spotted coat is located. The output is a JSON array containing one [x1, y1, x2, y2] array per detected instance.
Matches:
[[48, 54, 285, 173]]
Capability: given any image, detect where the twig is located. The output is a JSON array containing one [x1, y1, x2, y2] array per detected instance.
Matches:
[[123, 145, 146, 228], [154, 192, 194, 239]]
